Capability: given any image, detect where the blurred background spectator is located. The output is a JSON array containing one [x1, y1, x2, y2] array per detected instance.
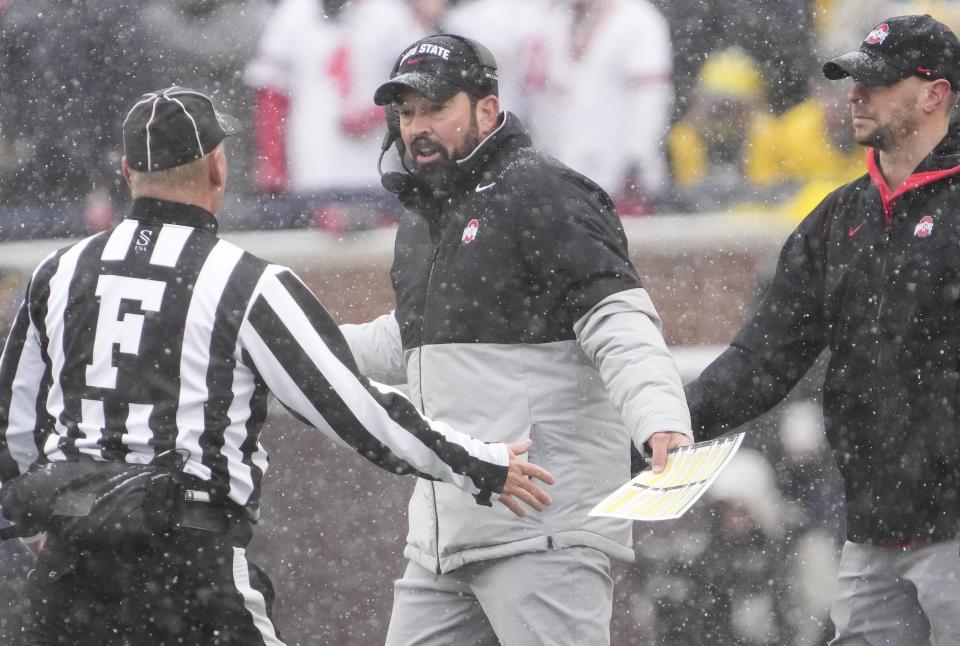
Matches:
[[654, 0, 815, 117], [667, 47, 779, 212], [244, 0, 429, 232], [531, 0, 674, 214], [139, 0, 270, 191], [640, 449, 797, 645], [634, 446, 837, 646], [443, 0, 549, 125], [0, 0, 266, 236], [0, 0, 155, 220], [749, 76, 865, 222], [1, 0, 902, 231]]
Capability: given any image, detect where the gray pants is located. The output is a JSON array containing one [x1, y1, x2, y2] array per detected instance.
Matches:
[[384, 547, 613, 646], [830, 539, 960, 646]]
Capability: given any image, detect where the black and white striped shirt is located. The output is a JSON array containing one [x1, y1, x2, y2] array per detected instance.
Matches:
[[0, 198, 508, 515]]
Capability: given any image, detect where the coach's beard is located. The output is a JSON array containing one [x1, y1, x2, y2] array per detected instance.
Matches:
[[410, 140, 459, 189], [409, 128, 481, 190]]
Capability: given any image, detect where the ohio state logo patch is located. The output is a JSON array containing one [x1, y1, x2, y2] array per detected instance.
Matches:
[[914, 215, 934, 238], [865, 23, 889, 45], [462, 218, 479, 244]]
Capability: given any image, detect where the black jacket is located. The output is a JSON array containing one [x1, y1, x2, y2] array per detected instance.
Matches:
[[344, 113, 692, 572], [392, 112, 642, 349], [687, 124, 960, 544]]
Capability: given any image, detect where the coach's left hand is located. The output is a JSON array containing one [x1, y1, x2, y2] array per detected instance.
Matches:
[[647, 431, 693, 474], [498, 440, 555, 517]]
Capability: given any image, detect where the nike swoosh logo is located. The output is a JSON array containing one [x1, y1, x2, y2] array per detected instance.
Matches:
[[475, 182, 496, 192], [848, 223, 864, 237]]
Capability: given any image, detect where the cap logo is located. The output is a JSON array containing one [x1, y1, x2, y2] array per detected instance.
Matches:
[[400, 43, 451, 66], [914, 215, 934, 237], [865, 23, 890, 45], [462, 218, 479, 245]]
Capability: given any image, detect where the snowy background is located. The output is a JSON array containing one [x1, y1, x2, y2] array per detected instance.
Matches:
[[2, 0, 951, 643]]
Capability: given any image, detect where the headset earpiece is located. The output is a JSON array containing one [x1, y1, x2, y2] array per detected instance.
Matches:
[[387, 104, 405, 157], [381, 103, 403, 152], [381, 53, 406, 157], [448, 35, 499, 98], [378, 102, 410, 195]]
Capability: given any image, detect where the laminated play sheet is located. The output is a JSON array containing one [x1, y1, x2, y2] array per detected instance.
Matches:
[[588, 433, 745, 521]]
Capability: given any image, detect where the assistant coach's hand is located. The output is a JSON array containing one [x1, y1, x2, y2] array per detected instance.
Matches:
[[498, 439, 555, 517]]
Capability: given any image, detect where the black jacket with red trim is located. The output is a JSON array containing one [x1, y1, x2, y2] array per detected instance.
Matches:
[[687, 124, 960, 544]]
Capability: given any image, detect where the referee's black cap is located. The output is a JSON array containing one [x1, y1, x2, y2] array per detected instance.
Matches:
[[122, 86, 242, 172], [823, 15, 960, 89]]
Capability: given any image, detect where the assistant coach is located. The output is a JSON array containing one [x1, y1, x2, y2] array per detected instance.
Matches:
[[0, 86, 553, 645]]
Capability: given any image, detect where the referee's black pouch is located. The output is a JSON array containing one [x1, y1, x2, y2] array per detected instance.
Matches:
[[0, 458, 184, 548]]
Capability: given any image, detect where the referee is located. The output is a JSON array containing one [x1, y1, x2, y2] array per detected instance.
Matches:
[[0, 86, 554, 645]]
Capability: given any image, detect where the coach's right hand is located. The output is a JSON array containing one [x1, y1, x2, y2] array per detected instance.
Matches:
[[498, 440, 555, 517]]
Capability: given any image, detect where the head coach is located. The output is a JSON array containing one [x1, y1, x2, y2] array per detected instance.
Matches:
[[340, 34, 693, 645], [0, 86, 553, 645]]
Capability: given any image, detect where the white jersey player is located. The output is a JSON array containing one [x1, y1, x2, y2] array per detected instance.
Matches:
[[245, 0, 425, 194], [443, 0, 550, 125], [531, 0, 674, 211]]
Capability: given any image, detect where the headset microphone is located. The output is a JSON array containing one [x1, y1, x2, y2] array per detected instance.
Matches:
[[380, 170, 411, 195], [380, 124, 397, 154], [377, 139, 413, 195], [377, 103, 414, 195]]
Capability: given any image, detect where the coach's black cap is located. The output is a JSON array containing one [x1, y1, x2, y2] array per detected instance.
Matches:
[[374, 34, 498, 105], [122, 86, 241, 172], [823, 15, 960, 88]]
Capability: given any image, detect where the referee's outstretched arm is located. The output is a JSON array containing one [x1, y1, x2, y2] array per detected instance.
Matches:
[[238, 268, 554, 512], [0, 240, 552, 518]]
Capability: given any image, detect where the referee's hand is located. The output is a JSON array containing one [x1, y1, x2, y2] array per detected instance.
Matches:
[[498, 440, 555, 517]]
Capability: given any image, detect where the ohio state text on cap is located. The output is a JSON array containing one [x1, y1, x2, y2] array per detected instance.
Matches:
[[823, 14, 960, 88], [374, 34, 498, 106]]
